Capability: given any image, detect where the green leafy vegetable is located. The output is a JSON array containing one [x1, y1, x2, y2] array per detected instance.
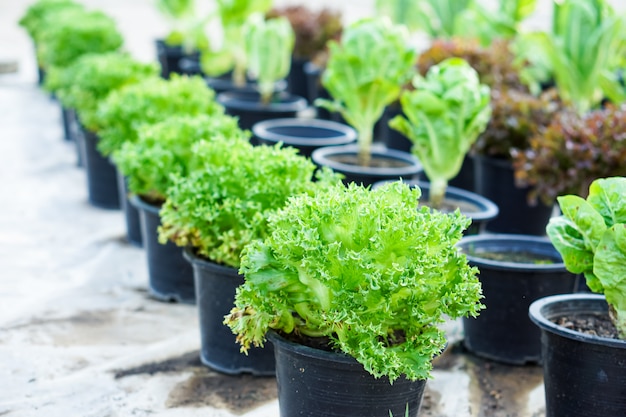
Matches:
[[388, 0, 474, 38], [390, 58, 491, 208], [43, 52, 159, 132], [244, 14, 295, 104], [156, 0, 209, 53], [95, 75, 224, 156], [225, 181, 483, 382], [113, 113, 247, 204], [18, 0, 84, 42], [158, 141, 341, 268], [36, 9, 124, 70], [512, 104, 626, 205], [547, 177, 626, 338], [463, 0, 538, 45], [315, 18, 417, 166]]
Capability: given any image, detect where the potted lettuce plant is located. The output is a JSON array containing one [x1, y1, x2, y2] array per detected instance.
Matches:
[[113, 114, 247, 303], [225, 181, 484, 416], [312, 17, 421, 185], [43, 52, 159, 210], [216, 14, 307, 130], [530, 176, 626, 417], [158, 138, 340, 374]]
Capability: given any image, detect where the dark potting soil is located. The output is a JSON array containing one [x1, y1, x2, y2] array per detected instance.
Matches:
[[329, 154, 412, 169], [552, 312, 619, 339], [467, 249, 556, 264], [421, 198, 481, 215]]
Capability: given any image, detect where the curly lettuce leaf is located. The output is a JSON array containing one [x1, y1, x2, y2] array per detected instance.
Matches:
[[226, 181, 483, 382]]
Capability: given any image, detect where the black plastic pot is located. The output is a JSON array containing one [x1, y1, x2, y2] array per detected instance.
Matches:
[[473, 155, 554, 235], [311, 144, 422, 187], [155, 39, 200, 79], [457, 235, 577, 365], [131, 196, 195, 304], [78, 126, 120, 209], [217, 90, 308, 131], [184, 249, 275, 375], [205, 73, 288, 95], [287, 57, 309, 100], [373, 180, 498, 235], [252, 118, 357, 157], [116, 169, 142, 247], [64, 108, 83, 167], [529, 294, 626, 417], [269, 331, 426, 417], [61, 106, 73, 142]]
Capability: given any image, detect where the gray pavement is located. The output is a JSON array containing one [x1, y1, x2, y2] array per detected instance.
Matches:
[[0, 1, 623, 416]]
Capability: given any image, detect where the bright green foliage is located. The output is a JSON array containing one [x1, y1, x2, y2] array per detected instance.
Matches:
[[159, 141, 340, 268], [18, 0, 84, 41], [315, 18, 417, 166], [390, 58, 491, 208], [36, 9, 124, 69], [44, 53, 159, 131], [95, 75, 223, 156], [156, 0, 209, 52], [529, 0, 625, 114], [225, 181, 483, 382], [547, 177, 626, 338], [244, 14, 295, 103], [156, 0, 194, 19], [464, 0, 537, 45], [200, 0, 273, 83], [113, 114, 247, 204]]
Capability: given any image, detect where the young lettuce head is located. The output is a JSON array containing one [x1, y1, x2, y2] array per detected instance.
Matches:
[[547, 177, 626, 339], [390, 58, 491, 208], [225, 181, 484, 382], [315, 17, 417, 167]]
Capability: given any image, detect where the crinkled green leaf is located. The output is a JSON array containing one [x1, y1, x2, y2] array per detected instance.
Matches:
[[226, 181, 483, 382], [595, 224, 626, 338], [18, 0, 84, 42]]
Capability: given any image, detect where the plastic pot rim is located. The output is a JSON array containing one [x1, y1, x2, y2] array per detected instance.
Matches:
[[252, 118, 357, 147]]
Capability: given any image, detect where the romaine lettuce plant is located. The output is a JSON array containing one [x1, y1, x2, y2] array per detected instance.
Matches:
[[244, 14, 295, 104], [158, 140, 341, 268], [35, 9, 124, 70], [316, 18, 417, 166], [224, 181, 484, 382], [512, 104, 626, 205], [112, 113, 247, 204], [200, 0, 273, 84], [95, 75, 224, 156], [390, 58, 491, 208], [547, 177, 626, 338], [463, 0, 537, 45], [43, 52, 159, 132]]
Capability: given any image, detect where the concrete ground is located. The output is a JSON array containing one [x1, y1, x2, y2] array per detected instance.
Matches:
[[0, 1, 624, 416]]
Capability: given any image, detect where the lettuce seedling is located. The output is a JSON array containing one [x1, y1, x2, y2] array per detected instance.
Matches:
[[158, 140, 341, 268], [547, 177, 626, 338], [390, 58, 491, 208], [244, 14, 295, 104], [225, 181, 483, 382], [35, 9, 124, 70], [113, 113, 248, 204], [95, 75, 224, 156], [316, 18, 417, 166], [44, 52, 159, 132]]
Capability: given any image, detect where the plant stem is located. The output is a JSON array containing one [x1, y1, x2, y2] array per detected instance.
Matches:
[[357, 126, 373, 167], [429, 178, 448, 209]]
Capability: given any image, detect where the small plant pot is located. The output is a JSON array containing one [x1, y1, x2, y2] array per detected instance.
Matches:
[[252, 118, 357, 157], [473, 155, 554, 235], [287, 56, 309, 101], [268, 331, 426, 417], [217, 90, 308, 131], [77, 126, 120, 210], [311, 144, 422, 187], [61, 106, 73, 142], [373, 180, 499, 235], [115, 169, 142, 247], [183, 249, 275, 375], [131, 196, 195, 304], [457, 235, 577, 365], [155, 39, 200, 79], [529, 294, 626, 417], [205, 73, 288, 95]]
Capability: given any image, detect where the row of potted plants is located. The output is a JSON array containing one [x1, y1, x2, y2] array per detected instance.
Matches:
[[19, 0, 626, 415]]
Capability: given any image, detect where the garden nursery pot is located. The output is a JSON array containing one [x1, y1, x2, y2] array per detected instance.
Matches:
[[155, 39, 199, 79], [78, 126, 120, 209], [116, 170, 142, 247], [252, 118, 357, 157], [311, 144, 422, 187], [131, 196, 195, 304], [529, 294, 626, 417], [217, 90, 308, 131], [457, 234, 577, 365], [183, 249, 275, 375], [268, 331, 426, 417]]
